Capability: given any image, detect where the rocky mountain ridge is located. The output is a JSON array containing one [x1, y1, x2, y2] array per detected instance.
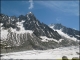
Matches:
[[0, 12, 79, 50]]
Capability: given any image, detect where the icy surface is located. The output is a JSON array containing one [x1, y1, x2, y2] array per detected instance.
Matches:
[[1, 46, 79, 59]]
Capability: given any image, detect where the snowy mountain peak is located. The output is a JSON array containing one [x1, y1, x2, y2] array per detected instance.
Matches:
[[27, 12, 33, 15], [26, 12, 34, 20], [0, 13, 79, 50], [29, 12, 32, 13]]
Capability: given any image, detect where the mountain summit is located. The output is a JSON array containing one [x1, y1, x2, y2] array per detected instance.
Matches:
[[18, 12, 61, 40], [0, 12, 79, 50]]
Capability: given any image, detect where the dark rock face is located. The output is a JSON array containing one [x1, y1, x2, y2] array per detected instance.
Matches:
[[0, 14, 18, 29], [22, 13, 61, 40], [49, 23, 80, 40]]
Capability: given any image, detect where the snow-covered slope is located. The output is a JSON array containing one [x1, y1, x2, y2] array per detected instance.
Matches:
[[1, 20, 33, 40], [49, 24, 79, 42], [0, 21, 34, 47], [40, 36, 63, 43], [11, 20, 33, 34], [1, 46, 79, 59], [56, 29, 77, 41]]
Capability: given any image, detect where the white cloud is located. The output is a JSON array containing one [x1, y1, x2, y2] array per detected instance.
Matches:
[[56, 17, 62, 23], [37, 1, 79, 16], [28, 0, 34, 9], [56, 18, 60, 22]]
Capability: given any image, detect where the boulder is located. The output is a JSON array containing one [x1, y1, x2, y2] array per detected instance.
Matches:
[[62, 56, 68, 60]]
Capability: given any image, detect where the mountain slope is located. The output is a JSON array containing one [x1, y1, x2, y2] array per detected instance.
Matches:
[[19, 12, 61, 40], [49, 23, 80, 41], [0, 12, 79, 51], [0, 12, 62, 50]]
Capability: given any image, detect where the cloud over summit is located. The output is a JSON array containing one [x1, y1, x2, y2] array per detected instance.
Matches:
[[28, 0, 34, 9]]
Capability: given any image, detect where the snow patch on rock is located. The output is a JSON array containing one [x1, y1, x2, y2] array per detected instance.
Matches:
[[40, 36, 63, 43]]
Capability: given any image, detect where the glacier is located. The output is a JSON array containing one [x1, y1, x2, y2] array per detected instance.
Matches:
[[1, 46, 79, 59]]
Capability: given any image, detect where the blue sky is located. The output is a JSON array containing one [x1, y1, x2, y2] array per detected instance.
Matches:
[[1, 0, 79, 30]]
